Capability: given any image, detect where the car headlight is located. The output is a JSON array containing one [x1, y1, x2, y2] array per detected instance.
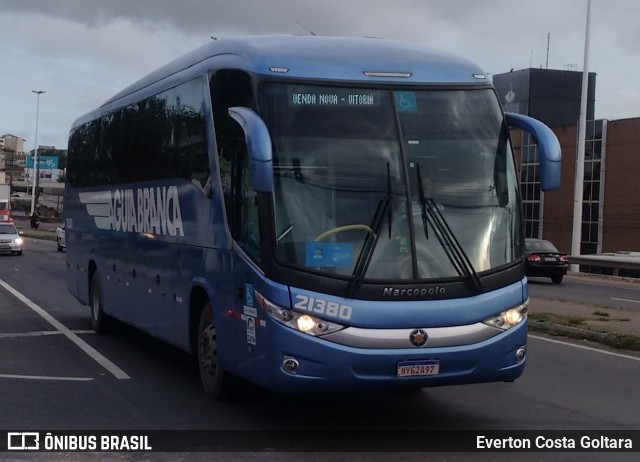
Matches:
[[14, 237, 23, 246], [483, 300, 528, 330], [254, 290, 345, 336]]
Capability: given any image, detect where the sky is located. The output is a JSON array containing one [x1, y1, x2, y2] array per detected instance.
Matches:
[[1, 0, 638, 150]]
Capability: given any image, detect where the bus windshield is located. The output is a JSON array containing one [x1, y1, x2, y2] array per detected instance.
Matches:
[[260, 83, 522, 281]]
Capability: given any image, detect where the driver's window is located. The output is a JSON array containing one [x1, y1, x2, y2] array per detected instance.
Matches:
[[220, 139, 261, 264], [211, 70, 261, 264]]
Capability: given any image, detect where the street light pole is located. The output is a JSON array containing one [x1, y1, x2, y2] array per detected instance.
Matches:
[[570, 0, 592, 273], [30, 90, 45, 215]]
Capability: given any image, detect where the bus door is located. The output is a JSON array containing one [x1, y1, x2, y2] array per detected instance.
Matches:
[[221, 137, 270, 378]]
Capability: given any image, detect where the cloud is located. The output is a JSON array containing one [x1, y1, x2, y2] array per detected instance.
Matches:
[[1, 0, 639, 149]]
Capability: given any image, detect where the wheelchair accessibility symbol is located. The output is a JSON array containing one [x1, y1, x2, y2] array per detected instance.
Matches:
[[395, 91, 417, 112]]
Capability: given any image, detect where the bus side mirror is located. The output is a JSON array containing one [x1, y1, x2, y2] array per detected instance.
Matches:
[[505, 112, 562, 191], [228, 107, 274, 193]]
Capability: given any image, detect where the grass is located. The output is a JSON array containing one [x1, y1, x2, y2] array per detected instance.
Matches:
[[20, 229, 58, 242], [565, 316, 587, 327], [593, 310, 610, 317], [529, 312, 640, 351]]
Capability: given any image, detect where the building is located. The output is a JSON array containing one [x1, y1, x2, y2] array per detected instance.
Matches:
[[0, 134, 25, 154], [1, 133, 66, 215], [24, 152, 65, 184], [494, 68, 640, 256], [1, 134, 26, 186], [493, 68, 596, 127], [543, 117, 640, 255]]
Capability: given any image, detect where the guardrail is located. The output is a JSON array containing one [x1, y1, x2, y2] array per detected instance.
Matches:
[[569, 252, 640, 276]]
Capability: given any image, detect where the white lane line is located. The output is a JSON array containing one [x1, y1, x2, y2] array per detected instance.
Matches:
[[0, 330, 94, 338], [611, 297, 640, 304], [529, 334, 640, 362], [0, 278, 130, 380], [0, 373, 93, 382]]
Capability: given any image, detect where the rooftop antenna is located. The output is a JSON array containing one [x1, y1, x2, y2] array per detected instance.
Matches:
[[546, 32, 550, 69], [530, 49, 533, 68], [296, 20, 316, 36]]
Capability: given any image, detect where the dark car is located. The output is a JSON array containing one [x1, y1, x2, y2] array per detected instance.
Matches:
[[524, 238, 568, 284]]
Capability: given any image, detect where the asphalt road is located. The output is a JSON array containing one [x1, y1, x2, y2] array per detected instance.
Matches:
[[1, 238, 639, 461], [528, 273, 640, 312]]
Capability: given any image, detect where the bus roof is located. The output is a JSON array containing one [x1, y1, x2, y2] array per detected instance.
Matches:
[[73, 35, 488, 128], [109, 35, 486, 98]]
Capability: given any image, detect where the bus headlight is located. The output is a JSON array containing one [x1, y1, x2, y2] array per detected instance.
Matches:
[[255, 290, 345, 336], [483, 301, 528, 330], [296, 315, 316, 333]]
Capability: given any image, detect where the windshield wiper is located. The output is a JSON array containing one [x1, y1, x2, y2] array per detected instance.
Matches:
[[276, 224, 293, 242], [348, 163, 393, 295], [416, 164, 483, 292]]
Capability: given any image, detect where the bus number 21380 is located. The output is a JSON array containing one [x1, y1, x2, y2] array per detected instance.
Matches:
[[293, 295, 353, 321]]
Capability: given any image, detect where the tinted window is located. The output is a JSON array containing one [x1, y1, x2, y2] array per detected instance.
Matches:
[[68, 78, 209, 190]]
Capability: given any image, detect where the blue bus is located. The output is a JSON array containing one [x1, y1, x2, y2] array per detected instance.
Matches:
[[65, 35, 561, 398]]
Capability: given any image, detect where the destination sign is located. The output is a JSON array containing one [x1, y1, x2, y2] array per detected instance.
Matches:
[[289, 88, 381, 107]]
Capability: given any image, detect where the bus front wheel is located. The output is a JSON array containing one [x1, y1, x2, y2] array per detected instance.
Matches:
[[198, 303, 231, 400], [90, 272, 111, 333]]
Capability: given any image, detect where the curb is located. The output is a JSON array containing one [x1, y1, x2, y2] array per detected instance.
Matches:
[[528, 320, 640, 351], [21, 230, 58, 242]]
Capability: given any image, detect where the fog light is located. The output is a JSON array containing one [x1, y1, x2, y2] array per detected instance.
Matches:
[[516, 347, 526, 362], [282, 357, 299, 375]]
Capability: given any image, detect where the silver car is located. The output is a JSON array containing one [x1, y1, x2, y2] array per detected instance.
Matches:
[[0, 222, 23, 256]]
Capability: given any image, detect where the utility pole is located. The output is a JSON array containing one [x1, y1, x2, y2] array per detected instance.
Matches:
[[30, 90, 45, 215], [571, 0, 592, 272]]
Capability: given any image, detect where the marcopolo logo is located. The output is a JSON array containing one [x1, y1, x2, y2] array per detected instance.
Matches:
[[382, 286, 446, 298], [79, 186, 184, 237]]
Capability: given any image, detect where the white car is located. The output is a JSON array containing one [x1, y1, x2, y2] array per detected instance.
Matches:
[[56, 226, 66, 252], [0, 222, 23, 256]]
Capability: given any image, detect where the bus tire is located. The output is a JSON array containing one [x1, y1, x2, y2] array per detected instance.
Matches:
[[197, 302, 231, 400], [90, 272, 111, 333]]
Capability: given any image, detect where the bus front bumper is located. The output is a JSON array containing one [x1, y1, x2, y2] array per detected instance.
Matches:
[[258, 319, 527, 393]]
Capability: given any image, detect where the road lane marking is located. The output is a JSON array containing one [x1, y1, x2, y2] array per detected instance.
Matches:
[[0, 278, 130, 380], [529, 334, 640, 362], [611, 297, 640, 304], [0, 330, 94, 338], [0, 374, 93, 382]]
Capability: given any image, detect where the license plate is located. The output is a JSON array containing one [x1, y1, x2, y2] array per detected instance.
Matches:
[[397, 360, 440, 377], [544, 256, 557, 262]]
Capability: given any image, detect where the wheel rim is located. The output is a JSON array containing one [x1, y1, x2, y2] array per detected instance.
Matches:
[[199, 323, 218, 377]]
